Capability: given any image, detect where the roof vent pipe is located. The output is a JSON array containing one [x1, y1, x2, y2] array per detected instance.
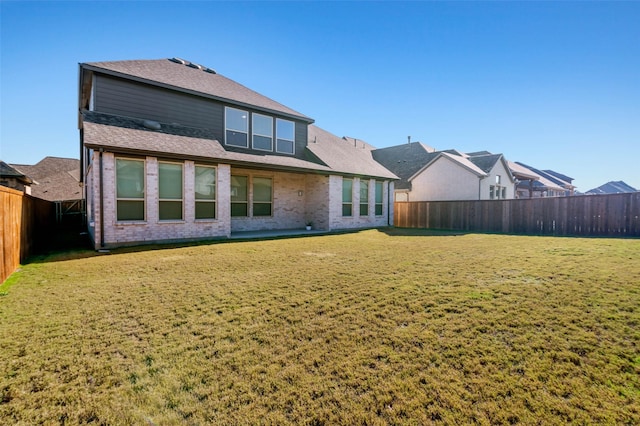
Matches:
[[408, 136, 411, 144]]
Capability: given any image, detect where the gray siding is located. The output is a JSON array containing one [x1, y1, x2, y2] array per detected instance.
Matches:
[[94, 75, 223, 133], [94, 73, 309, 161], [295, 122, 308, 158]]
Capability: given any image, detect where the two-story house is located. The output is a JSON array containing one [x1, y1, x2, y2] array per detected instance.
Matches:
[[78, 58, 397, 249]]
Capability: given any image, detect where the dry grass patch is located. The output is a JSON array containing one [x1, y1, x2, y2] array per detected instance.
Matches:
[[1, 229, 638, 424]]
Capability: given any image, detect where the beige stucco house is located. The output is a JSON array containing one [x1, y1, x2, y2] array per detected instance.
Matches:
[[372, 144, 515, 202]]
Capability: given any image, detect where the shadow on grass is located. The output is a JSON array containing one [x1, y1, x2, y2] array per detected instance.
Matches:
[[378, 227, 469, 237]]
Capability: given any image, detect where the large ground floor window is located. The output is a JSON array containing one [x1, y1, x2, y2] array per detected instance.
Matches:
[[231, 174, 273, 217], [116, 158, 145, 221]]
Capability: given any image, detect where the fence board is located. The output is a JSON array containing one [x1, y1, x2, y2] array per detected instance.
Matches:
[[1, 187, 55, 284], [395, 193, 640, 238]]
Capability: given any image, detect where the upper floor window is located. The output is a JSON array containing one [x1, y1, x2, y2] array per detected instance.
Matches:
[[195, 166, 216, 220], [252, 114, 273, 151], [158, 162, 183, 220], [225, 107, 248, 148], [276, 119, 295, 154], [116, 158, 145, 221]]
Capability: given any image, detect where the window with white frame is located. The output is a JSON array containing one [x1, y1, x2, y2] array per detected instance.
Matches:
[[360, 180, 369, 216], [490, 185, 495, 200], [342, 178, 353, 216], [375, 181, 383, 216], [252, 113, 273, 151], [195, 166, 216, 219], [276, 118, 295, 154], [159, 162, 183, 220], [225, 107, 249, 147], [116, 158, 145, 221], [231, 175, 248, 217], [253, 177, 273, 216]]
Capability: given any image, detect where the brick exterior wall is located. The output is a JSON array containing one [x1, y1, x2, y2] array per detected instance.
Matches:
[[329, 176, 392, 230], [86, 152, 394, 248]]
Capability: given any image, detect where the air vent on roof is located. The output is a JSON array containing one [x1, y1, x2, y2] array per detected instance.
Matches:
[[169, 57, 187, 65], [203, 67, 217, 74], [143, 120, 161, 131], [187, 62, 203, 70]]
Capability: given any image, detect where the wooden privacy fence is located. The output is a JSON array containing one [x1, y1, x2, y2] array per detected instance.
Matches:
[[395, 192, 640, 237], [1, 186, 55, 284]]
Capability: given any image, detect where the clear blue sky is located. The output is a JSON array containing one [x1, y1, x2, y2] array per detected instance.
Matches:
[[1, 1, 639, 192]]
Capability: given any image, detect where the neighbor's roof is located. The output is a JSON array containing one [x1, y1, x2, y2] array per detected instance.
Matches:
[[542, 169, 574, 184], [81, 58, 313, 123], [82, 112, 397, 180], [586, 181, 637, 195], [510, 162, 566, 192], [1, 161, 33, 184], [467, 153, 503, 174], [372, 143, 439, 189], [11, 157, 81, 201], [515, 162, 572, 190]]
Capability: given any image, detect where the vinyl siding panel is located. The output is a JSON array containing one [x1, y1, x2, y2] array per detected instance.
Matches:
[[295, 122, 308, 158], [94, 75, 224, 135]]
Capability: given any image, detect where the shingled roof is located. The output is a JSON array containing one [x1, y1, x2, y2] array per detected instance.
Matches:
[[82, 111, 397, 180], [586, 181, 637, 195], [372, 143, 438, 189], [10, 157, 81, 201], [81, 59, 313, 122], [1, 161, 33, 184]]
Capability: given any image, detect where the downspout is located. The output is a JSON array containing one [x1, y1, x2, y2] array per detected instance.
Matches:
[[387, 181, 393, 227], [99, 148, 105, 249]]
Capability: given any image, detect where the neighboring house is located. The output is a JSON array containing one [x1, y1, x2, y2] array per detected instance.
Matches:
[[78, 58, 397, 249], [510, 162, 574, 198], [10, 157, 81, 202], [372, 143, 515, 201], [586, 181, 637, 195], [0, 161, 33, 194]]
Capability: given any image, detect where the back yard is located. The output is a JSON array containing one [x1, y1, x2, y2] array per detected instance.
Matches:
[[0, 229, 638, 425]]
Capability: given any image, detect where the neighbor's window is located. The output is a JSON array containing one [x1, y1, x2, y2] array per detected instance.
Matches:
[[225, 107, 249, 147], [116, 158, 145, 221], [276, 118, 295, 154], [159, 162, 183, 220], [231, 175, 248, 216], [253, 177, 273, 216], [252, 113, 273, 151], [501, 187, 507, 199], [490, 185, 495, 200], [360, 180, 369, 216], [342, 178, 353, 216], [195, 166, 216, 219], [375, 181, 383, 215]]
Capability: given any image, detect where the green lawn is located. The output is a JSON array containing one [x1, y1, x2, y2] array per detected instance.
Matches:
[[1, 229, 638, 425]]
